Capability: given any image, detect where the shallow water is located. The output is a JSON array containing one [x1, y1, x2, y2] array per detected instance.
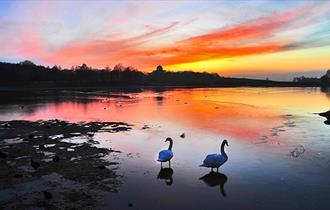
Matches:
[[1, 87, 330, 210]]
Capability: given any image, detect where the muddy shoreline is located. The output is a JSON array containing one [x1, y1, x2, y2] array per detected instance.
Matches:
[[0, 120, 132, 209]]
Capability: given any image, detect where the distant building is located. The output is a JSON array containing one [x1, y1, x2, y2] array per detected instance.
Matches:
[[154, 65, 165, 73]]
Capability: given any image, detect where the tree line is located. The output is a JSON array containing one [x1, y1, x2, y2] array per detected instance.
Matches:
[[0, 61, 221, 87], [0, 60, 328, 87]]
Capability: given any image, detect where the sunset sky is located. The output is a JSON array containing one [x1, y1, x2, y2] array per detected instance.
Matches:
[[0, 0, 329, 80]]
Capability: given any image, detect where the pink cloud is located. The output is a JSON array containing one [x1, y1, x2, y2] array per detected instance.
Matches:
[[45, 4, 309, 69], [44, 22, 179, 66], [3, 1, 327, 71]]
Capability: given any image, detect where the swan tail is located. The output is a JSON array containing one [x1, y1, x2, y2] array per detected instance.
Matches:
[[199, 164, 206, 167]]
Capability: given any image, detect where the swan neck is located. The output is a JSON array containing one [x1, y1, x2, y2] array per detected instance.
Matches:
[[168, 139, 173, 150], [221, 142, 227, 156]]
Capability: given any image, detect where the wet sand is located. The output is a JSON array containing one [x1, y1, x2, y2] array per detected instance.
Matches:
[[0, 120, 131, 209]]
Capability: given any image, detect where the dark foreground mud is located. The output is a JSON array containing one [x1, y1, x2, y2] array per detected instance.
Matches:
[[0, 120, 132, 209]]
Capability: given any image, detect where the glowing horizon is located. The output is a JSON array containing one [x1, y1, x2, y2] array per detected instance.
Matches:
[[0, 0, 329, 79]]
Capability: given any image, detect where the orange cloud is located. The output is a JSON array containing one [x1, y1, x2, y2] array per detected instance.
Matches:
[[43, 3, 325, 71], [182, 4, 308, 46], [45, 22, 179, 65], [128, 4, 310, 67]]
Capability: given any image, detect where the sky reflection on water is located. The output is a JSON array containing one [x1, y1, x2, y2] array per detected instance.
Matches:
[[1, 87, 330, 209]]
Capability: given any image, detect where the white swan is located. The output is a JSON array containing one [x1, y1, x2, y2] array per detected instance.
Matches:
[[200, 139, 228, 172], [157, 137, 173, 167]]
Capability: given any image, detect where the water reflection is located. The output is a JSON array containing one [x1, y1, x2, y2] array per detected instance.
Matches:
[[1, 87, 330, 209], [154, 87, 165, 102], [321, 86, 330, 97], [200, 172, 228, 197], [1, 87, 329, 140], [155, 93, 164, 106], [157, 167, 174, 186]]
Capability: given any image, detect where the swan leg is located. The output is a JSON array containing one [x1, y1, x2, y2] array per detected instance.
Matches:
[[211, 168, 213, 172], [161, 162, 163, 168], [217, 167, 219, 172], [169, 160, 171, 168]]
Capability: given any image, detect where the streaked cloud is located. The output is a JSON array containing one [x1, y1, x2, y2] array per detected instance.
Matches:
[[0, 0, 329, 77]]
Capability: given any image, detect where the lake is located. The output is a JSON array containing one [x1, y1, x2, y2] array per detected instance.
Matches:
[[0, 87, 329, 210]]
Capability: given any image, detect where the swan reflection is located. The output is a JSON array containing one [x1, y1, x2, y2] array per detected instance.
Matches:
[[157, 167, 174, 186], [200, 172, 228, 197]]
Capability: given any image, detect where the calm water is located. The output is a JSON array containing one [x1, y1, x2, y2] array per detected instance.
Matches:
[[1, 87, 330, 210]]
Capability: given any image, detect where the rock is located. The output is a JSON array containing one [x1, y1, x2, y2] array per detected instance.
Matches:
[[156, 96, 164, 101], [0, 151, 8, 158], [82, 191, 92, 198], [60, 121, 68, 126], [98, 165, 106, 169], [290, 145, 305, 158], [319, 110, 330, 125], [141, 125, 150, 129], [319, 109, 330, 118], [13, 173, 23, 178], [53, 155, 60, 162], [39, 144, 45, 150], [43, 190, 52, 200], [180, 133, 185, 138], [31, 159, 40, 169]]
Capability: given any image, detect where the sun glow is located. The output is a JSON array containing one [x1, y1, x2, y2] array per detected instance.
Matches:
[[0, 0, 329, 78], [163, 46, 330, 75]]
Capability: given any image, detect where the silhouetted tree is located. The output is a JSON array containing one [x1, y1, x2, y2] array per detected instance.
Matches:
[[321, 70, 330, 86], [293, 76, 319, 83], [19, 60, 35, 66], [1, 61, 323, 88]]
